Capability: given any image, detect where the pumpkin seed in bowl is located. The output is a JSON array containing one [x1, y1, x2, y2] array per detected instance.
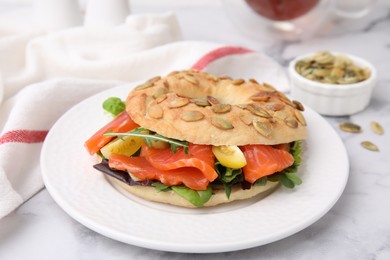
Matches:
[[295, 51, 371, 85]]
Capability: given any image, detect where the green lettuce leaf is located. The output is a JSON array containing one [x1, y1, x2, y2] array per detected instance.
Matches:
[[171, 185, 212, 207], [152, 182, 171, 192]]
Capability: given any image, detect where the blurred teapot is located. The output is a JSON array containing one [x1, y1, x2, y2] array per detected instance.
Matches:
[[223, 0, 377, 41]]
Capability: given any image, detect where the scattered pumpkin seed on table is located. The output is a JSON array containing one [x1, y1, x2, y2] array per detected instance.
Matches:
[[338, 121, 384, 152], [339, 122, 362, 133], [361, 141, 379, 152], [370, 121, 384, 135]]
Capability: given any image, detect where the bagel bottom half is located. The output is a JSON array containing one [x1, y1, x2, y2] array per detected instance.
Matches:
[[109, 176, 280, 208]]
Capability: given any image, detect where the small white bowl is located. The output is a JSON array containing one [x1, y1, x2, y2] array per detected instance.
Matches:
[[288, 52, 377, 116]]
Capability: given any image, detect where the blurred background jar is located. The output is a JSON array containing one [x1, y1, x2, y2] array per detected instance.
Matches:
[[223, 0, 377, 42]]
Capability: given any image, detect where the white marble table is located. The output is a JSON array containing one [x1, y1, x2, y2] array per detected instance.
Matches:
[[1, 1, 390, 259]]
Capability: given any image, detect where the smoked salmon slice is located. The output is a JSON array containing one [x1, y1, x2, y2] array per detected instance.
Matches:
[[141, 143, 218, 182], [109, 154, 209, 190], [242, 145, 294, 183], [84, 111, 138, 155]]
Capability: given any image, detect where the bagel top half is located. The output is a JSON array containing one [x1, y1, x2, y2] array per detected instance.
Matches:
[[126, 70, 307, 146]]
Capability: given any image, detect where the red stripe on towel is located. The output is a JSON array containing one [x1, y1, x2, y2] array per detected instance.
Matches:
[[0, 130, 48, 145], [191, 46, 254, 71]]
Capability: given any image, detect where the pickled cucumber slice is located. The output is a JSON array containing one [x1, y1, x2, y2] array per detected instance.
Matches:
[[100, 136, 144, 159]]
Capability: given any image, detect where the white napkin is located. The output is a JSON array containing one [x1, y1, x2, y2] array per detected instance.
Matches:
[[0, 13, 289, 219], [0, 12, 182, 102]]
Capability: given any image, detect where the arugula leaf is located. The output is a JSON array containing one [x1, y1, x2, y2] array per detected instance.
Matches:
[[171, 185, 212, 207], [223, 183, 232, 199], [104, 127, 189, 154], [267, 141, 303, 189], [102, 97, 125, 116]]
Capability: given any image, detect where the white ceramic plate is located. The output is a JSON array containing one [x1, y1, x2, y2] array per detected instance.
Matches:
[[41, 83, 349, 253]]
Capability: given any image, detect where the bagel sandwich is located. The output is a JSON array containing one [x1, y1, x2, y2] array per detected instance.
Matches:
[[85, 70, 307, 208]]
